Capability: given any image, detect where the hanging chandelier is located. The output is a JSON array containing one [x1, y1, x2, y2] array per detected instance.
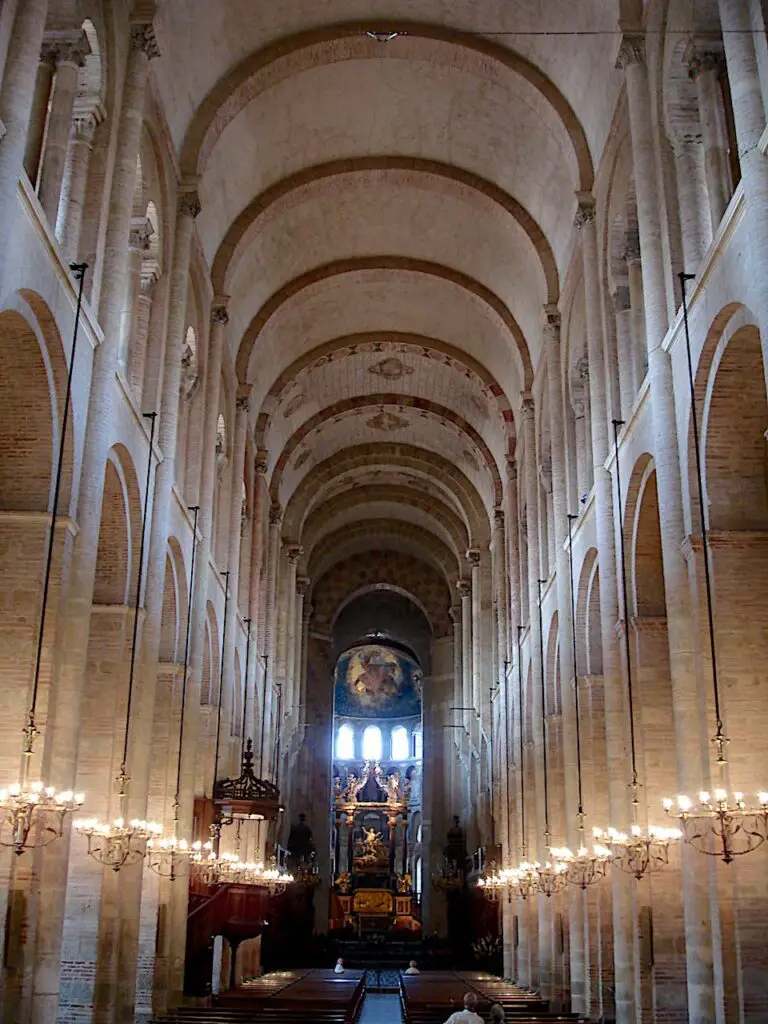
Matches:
[[591, 420, 681, 880], [550, 844, 613, 890], [74, 412, 164, 870], [189, 841, 293, 892], [591, 825, 681, 880], [662, 275, 768, 863], [664, 791, 768, 863], [0, 265, 89, 856]]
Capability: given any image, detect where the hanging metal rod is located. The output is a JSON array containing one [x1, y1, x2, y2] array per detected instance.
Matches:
[[567, 514, 585, 826], [678, 272, 726, 763], [537, 579, 551, 844], [120, 411, 157, 786], [25, 263, 88, 754], [517, 625, 527, 859], [611, 418, 639, 805], [212, 569, 230, 792], [173, 504, 199, 823]]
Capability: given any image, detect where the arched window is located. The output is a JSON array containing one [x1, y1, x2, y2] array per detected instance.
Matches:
[[336, 724, 354, 760], [391, 726, 409, 760], [413, 729, 423, 759], [362, 725, 382, 761], [415, 857, 422, 896]]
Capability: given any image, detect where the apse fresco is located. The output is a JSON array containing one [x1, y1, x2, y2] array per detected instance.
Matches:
[[334, 645, 422, 718]]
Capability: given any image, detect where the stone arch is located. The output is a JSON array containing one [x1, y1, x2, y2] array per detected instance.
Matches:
[[311, 551, 452, 638], [232, 649, 243, 740], [180, 23, 593, 191], [255, 331, 518, 452], [283, 444, 490, 546], [93, 447, 141, 608], [307, 520, 458, 587], [236, 257, 532, 391], [212, 157, 558, 305], [159, 538, 187, 666], [545, 609, 560, 717], [270, 392, 504, 506], [301, 485, 468, 562], [201, 600, 220, 706], [575, 548, 601, 677]]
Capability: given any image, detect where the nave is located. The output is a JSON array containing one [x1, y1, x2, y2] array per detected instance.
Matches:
[[1, 0, 768, 1021]]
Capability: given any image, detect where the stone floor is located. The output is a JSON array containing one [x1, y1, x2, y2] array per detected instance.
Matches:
[[358, 992, 403, 1023]]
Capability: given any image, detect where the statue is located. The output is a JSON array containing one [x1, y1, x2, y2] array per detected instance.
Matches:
[[386, 771, 401, 803], [354, 826, 386, 867], [287, 813, 315, 871], [445, 814, 467, 870]]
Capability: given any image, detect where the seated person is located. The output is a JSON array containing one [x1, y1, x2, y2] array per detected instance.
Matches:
[[444, 992, 483, 1024], [405, 960, 420, 975], [334, 958, 345, 974], [489, 1005, 505, 1023]]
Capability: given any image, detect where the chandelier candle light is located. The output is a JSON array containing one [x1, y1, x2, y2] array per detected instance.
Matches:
[[591, 420, 681, 880], [661, 274, 768, 863], [549, 515, 613, 890], [147, 504, 200, 879], [74, 412, 164, 870], [0, 264, 90, 855]]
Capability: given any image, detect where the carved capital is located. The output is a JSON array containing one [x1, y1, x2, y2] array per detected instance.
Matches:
[[296, 575, 311, 596], [685, 42, 724, 81], [130, 23, 160, 60], [623, 234, 641, 265], [211, 304, 229, 327], [456, 578, 472, 599], [494, 507, 505, 527], [612, 285, 631, 313], [129, 216, 153, 252], [506, 455, 518, 482], [576, 355, 590, 382], [286, 544, 303, 565], [574, 194, 596, 230], [615, 34, 646, 70], [520, 396, 535, 420], [269, 503, 283, 527], [255, 448, 269, 475], [72, 113, 98, 143], [178, 188, 201, 220], [140, 263, 161, 296], [542, 304, 561, 341], [466, 548, 481, 569], [42, 30, 91, 68]]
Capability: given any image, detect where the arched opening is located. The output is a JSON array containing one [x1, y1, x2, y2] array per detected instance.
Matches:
[[362, 724, 383, 761], [335, 723, 354, 759]]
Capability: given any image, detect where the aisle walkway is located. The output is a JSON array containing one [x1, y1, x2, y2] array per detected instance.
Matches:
[[358, 992, 403, 1023]]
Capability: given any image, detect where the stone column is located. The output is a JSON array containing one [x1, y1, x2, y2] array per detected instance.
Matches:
[[219, 391, 249, 775], [466, 550, 482, 718], [28, 24, 160, 1024], [544, 306, 587, 1013], [575, 193, 635, 1021], [56, 110, 100, 263], [182, 299, 227, 812], [686, 45, 732, 231], [506, 459, 521, 633], [571, 362, 590, 502], [282, 545, 302, 735], [37, 31, 89, 226], [616, 36, 717, 1019], [624, 234, 647, 390], [249, 450, 268, 631], [295, 577, 310, 725], [0, 0, 51, 279], [612, 286, 636, 418], [262, 505, 282, 777], [23, 49, 55, 185], [671, 133, 711, 269], [456, 578, 472, 715], [718, 0, 768, 387], [119, 216, 152, 374], [128, 264, 159, 401]]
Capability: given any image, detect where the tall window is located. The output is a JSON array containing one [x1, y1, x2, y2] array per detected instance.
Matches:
[[336, 723, 354, 759], [413, 729, 423, 759], [415, 857, 422, 896], [362, 725, 383, 761], [391, 725, 409, 760]]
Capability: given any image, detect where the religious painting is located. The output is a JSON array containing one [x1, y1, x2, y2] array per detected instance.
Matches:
[[334, 644, 422, 718], [352, 889, 393, 914]]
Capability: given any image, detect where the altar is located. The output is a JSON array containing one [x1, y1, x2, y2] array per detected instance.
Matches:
[[330, 759, 420, 935]]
